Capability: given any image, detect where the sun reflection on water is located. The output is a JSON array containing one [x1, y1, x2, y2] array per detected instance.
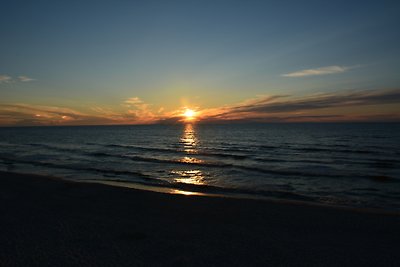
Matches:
[[171, 169, 205, 185], [178, 156, 203, 164], [180, 124, 198, 153], [171, 124, 206, 186]]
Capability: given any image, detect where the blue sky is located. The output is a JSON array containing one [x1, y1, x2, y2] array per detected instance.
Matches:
[[1, 0, 400, 125]]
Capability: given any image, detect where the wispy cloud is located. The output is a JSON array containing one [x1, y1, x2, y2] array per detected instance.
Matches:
[[197, 89, 400, 122], [0, 97, 158, 126], [123, 97, 155, 122], [18, 75, 35, 82], [1, 89, 399, 126], [0, 75, 12, 83], [0, 104, 118, 126], [124, 97, 143, 105], [282, 66, 350, 77], [0, 74, 35, 83]]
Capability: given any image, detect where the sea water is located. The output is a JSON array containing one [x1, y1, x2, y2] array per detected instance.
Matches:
[[0, 123, 399, 211]]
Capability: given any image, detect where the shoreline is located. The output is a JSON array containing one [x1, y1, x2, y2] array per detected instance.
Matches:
[[1, 170, 400, 266], [83, 177, 400, 216], [2, 170, 399, 215]]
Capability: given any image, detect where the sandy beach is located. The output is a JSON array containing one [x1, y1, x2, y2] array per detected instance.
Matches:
[[1, 171, 399, 267]]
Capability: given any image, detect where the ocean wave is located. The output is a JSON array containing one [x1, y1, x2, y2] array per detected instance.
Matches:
[[86, 152, 358, 179], [0, 156, 155, 181], [83, 176, 317, 203], [1, 152, 348, 180], [292, 147, 376, 154], [27, 143, 79, 154], [97, 143, 250, 160]]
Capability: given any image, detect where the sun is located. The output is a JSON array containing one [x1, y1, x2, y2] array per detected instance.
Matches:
[[183, 108, 196, 121]]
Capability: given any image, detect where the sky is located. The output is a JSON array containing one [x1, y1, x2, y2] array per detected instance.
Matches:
[[1, 0, 400, 125]]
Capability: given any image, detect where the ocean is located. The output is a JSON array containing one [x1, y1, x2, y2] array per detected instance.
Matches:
[[0, 123, 399, 211]]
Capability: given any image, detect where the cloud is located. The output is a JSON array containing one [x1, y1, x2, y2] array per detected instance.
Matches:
[[18, 76, 35, 82], [246, 89, 400, 113], [124, 97, 143, 105], [282, 66, 350, 77], [0, 74, 35, 83], [0, 75, 12, 83], [0, 104, 118, 126], [1, 89, 399, 126], [123, 97, 155, 122], [0, 97, 160, 126], [198, 89, 400, 122]]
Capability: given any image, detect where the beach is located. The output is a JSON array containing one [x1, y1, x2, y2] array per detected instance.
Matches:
[[1, 171, 399, 266]]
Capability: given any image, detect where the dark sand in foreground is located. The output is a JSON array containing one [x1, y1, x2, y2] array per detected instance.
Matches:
[[1, 171, 399, 266]]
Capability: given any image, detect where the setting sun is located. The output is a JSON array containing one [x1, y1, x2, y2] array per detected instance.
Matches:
[[183, 108, 196, 121]]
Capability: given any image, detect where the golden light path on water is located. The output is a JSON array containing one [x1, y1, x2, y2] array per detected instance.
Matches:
[[78, 123, 208, 197], [173, 123, 206, 186]]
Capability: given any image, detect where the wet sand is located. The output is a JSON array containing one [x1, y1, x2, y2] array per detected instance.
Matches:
[[1, 171, 399, 266]]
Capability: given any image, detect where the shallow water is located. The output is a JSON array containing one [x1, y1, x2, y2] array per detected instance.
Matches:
[[0, 123, 399, 210]]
